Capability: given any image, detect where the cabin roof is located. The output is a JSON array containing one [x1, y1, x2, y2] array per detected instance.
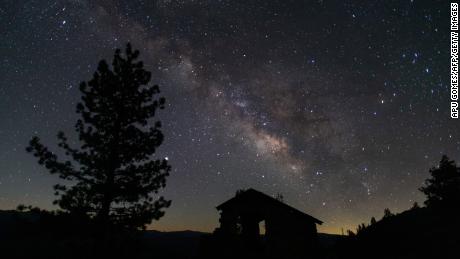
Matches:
[[216, 188, 323, 225]]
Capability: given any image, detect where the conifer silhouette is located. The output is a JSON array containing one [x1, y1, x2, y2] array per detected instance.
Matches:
[[382, 208, 393, 219], [370, 217, 376, 225], [420, 155, 460, 208], [26, 43, 171, 230]]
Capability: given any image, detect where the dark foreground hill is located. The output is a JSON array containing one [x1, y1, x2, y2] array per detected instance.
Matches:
[[0, 209, 343, 258], [3, 208, 457, 259], [141, 230, 343, 259], [141, 230, 205, 259], [334, 206, 460, 259]]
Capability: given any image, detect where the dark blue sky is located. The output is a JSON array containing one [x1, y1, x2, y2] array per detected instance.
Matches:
[[0, 0, 456, 233]]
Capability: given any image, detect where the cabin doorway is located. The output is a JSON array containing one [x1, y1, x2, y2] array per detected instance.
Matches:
[[259, 220, 266, 236]]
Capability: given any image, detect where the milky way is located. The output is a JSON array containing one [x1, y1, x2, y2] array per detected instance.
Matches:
[[0, 0, 458, 233]]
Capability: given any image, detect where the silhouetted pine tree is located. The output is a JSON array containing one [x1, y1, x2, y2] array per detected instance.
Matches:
[[382, 208, 393, 219], [370, 217, 376, 225], [419, 155, 460, 208], [346, 229, 355, 237], [356, 223, 366, 234], [26, 43, 171, 230]]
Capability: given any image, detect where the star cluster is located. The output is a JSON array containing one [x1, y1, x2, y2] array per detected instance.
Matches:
[[0, 0, 458, 233]]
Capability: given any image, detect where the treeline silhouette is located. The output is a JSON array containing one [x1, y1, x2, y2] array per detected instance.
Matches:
[[0, 43, 459, 258], [332, 155, 460, 259], [197, 154, 460, 259]]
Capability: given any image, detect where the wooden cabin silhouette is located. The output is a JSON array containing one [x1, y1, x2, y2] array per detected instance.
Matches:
[[204, 188, 323, 258]]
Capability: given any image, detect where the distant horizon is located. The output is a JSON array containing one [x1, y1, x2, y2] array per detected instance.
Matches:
[[0, 0, 455, 238], [0, 192, 422, 235]]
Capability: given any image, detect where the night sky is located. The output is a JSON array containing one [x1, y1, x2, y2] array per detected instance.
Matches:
[[0, 0, 457, 234]]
